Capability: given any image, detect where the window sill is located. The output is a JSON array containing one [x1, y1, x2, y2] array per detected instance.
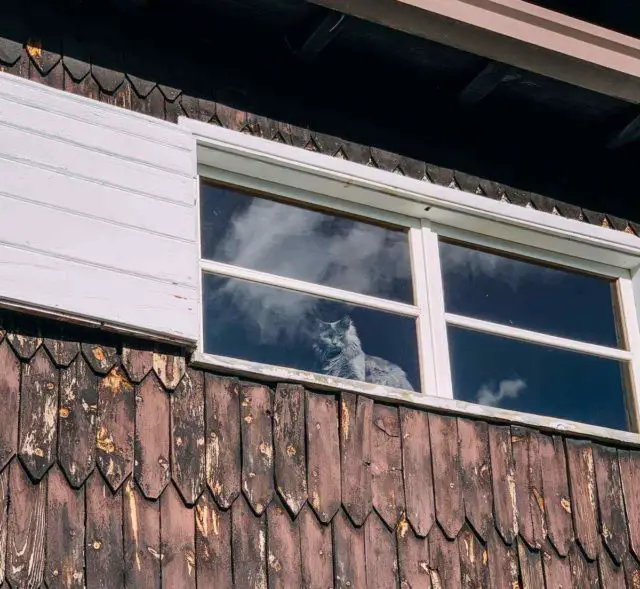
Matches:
[[191, 350, 640, 448]]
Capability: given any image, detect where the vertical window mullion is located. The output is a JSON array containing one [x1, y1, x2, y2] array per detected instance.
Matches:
[[616, 273, 640, 432], [420, 220, 454, 399], [409, 226, 437, 397]]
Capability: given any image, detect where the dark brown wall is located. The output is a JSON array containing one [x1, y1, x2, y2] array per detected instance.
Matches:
[[0, 311, 638, 588]]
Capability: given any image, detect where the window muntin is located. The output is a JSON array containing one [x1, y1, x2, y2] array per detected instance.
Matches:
[[448, 325, 629, 430], [202, 274, 420, 391], [197, 173, 640, 434], [200, 182, 414, 303], [440, 240, 621, 347]]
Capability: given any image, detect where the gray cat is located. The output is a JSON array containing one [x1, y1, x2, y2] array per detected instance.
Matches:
[[313, 316, 414, 391]]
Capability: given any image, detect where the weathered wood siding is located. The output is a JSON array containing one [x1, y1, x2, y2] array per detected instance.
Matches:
[[0, 72, 197, 341], [0, 309, 637, 588]]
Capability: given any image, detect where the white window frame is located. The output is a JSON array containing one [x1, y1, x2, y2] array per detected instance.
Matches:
[[181, 117, 640, 445]]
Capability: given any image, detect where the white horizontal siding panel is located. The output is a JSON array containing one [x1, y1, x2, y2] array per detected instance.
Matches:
[[0, 93, 192, 176], [0, 72, 192, 150], [0, 195, 196, 285], [0, 123, 192, 205], [0, 156, 194, 241], [0, 243, 198, 340], [0, 72, 199, 342]]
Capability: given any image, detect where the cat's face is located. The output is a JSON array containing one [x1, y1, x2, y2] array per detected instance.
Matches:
[[314, 316, 358, 358]]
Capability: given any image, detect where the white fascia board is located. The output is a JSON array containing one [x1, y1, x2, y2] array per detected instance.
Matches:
[[181, 117, 640, 271]]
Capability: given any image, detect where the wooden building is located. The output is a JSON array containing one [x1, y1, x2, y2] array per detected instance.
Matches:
[[2, 0, 640, 586]]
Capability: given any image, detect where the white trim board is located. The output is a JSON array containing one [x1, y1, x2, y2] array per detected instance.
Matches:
[[191, 350, 640, 448]]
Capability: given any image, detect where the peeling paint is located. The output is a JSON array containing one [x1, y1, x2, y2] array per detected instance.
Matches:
[[96, 426, 115, 453], [341, 399, 351, 441], [561, 497, 571, 514]]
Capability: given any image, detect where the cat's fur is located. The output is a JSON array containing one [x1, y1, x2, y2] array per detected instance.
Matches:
[[313, 316, 414, 391]]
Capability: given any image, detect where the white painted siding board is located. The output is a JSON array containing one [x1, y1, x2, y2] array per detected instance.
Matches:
[[0, 95, 192, 175], [0, 72, 192, 150], [0, 244, 198, 340], [0, 71, 199, 342], [0, 157, 194, 240], [0, 195, 196, 285], [0, 123, 192, 205]]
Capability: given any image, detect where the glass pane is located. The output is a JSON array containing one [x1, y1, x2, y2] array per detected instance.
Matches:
[[448, 326, 629, 430], [440, 240, 620, 347], [203, 273, 420, 391], [200, 182, 414, 303]]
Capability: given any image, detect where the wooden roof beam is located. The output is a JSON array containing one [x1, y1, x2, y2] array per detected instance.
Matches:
[[458, 61, 515, 106], [308, 0, 640, 103], [295, 10, 346, 61]]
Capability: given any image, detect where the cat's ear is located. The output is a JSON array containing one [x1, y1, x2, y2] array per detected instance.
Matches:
[[338, 315, 352, 329]]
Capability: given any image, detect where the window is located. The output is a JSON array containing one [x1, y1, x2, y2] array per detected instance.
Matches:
[[185, 118, 640, 435]]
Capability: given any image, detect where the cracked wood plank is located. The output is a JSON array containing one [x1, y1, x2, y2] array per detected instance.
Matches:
[[429, 413, 464, 539], [486, 528, 519, 589], [400, 407, 434, 538], [618, 449, 640, 562], [124, 479, 161, 589], [0, 340, 20, 472], [45, 466, 84, 589], [539, 434, 573, 557], [511, 426, 545, 550], [541, 541, 571, 589], [267, 496, 302, 589], [81, 343, 117, 375], [19, 346, 58, 480], [306, 391, 340, 523], [6, 461, 47, 589], [121, 346, 153, 383], [160, 483, 196, 589], [273, 383, 307, 516], [232, 494, 267, 589], [364, 511, 398, 589], [568, 545, 599, 588], [86, 471, 124, 589], [135, 373, 170, 499], [458, 525, 489, 589], [458, 418, 493, 542], [397, 519, 431, 589], [565, 439, 599, 560], [171, 368, 205, 505], [241, 383, 274, 515], [205, 375, 241, 509], [488, 424, 516, 545], [195, 490, 232, 589], [593, 444, 628, 564], [96, 366, 134, 492], [59, 355, 97, 488], [299, 505, 333, 589], [371, 404, 404, 529], [517, 539, 544, 589], [598, 541, 625, 588], [428, 520, 461, 588], [333, 509, 366, 589], [340, 393, 372, 527]]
